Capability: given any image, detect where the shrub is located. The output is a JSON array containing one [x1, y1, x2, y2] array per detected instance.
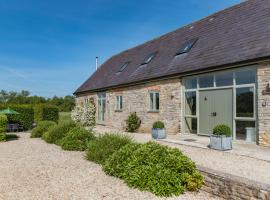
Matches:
[[86, 133, 132, 165], [71, 102, 96, 129], [34, 104, 59, 123], [6, 134, 19, 141], [125, 112, 141, 132], [0, 105, 34, 130], [31, 121, 57, 138], [213, 124, 232, 137], [153, 121, 165, 129], [0, 133, 6, 142], [104, 142, 204, 197], [0, 114, 8, 133], [60, 126, 95, 151], [42, 121, 76, 145]]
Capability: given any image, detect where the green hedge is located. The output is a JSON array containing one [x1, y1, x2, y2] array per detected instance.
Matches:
[[104, 142, 204, 197], [0, 114, 8, 133], [0, 133, 6, 142], [60, 126, 95, 151], [42, 121, 76, 145], [0, 105, 34, 130], [34, 104, 59, 123], [31, 120, 57, 138], [87, 133, 132, 165]]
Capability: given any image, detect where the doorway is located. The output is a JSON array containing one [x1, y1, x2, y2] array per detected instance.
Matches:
[[199, 89, 233, 135]]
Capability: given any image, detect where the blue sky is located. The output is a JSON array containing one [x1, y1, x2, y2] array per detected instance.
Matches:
[[0, 0, 241, 97]]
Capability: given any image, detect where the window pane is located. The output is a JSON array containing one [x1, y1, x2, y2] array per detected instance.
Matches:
[[199, 75, 214, 88], [150, 93, 154, 110], [120, 96, 123, 110], [235, 70, 256, 85], [236, 121, 255, 141], [185, 91, 196, 116], [185, 77, 197, 89], [185, 117, 197, 134], [216, 72, 233, 87], [236, 87, 254, 118], [156, 93, 160, 110]]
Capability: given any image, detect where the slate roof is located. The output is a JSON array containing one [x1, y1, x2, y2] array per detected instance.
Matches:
[[75, 0, 270, 94]]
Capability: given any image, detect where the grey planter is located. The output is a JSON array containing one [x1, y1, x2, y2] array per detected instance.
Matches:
[[152, 128, 166, 139], [210, 135, 232, 151]]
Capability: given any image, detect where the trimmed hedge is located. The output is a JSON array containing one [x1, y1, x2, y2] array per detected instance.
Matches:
[[125, 112, 141, 132], [34, 104, 59, 123], [213, 124, 232, 137], [153, 121, 165, 129], [0, 133, 6, 142], [104, 142, 204, 197], [0, 105, 34, 130], [31, 121, 57, 138], [60, 126, 95, 151], [42, 121, 76, 145], [87, 133, 132, 165], [0, 114, 8, 133]]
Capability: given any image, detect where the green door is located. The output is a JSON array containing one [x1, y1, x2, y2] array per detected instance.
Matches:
[[199, 89, 233, 135]]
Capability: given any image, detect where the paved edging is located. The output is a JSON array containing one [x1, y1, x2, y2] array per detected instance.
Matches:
[[198, 166, 270, 200]]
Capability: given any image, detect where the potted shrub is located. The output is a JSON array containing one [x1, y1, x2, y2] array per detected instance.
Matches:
[[210, 124, 232, 151], [152, 121, 166, 139]]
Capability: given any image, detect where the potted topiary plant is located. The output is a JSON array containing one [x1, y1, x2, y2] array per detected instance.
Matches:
[[152, 121, 166, 139], [210, 124, 232, 151]]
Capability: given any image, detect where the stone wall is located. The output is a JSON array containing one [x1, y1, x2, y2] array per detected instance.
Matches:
[[257, 62, 270, 147], [76, 78, 182, 134], [199, 166, 270, 200]]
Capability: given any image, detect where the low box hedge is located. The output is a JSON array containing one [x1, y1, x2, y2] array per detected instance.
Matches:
[[42, 121, 76, 145], [60, 126, 96, 151], [31, 120, 57, 138], [34, 104, 59, 123], [103, 141, 204, 197], [86, 133, 132, 165]]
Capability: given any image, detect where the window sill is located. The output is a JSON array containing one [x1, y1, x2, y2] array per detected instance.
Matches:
[[148, 110, 160, 113], [96, 122, 106, 126], [115, 110, 123, 112]]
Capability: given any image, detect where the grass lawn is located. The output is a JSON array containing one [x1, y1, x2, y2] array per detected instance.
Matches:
[[59, 112, 71, 122]]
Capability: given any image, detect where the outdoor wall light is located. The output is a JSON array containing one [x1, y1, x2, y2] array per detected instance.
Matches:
[[262, 99, 267, 107]]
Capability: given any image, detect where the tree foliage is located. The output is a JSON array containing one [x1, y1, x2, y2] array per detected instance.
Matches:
[[0, 90, 75, 112]]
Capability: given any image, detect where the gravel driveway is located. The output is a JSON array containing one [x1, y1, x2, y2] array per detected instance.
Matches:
[[0, 133, 219, 200]]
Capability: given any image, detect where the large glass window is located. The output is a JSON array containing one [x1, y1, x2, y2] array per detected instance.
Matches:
[[185, 91, 196, 116], [199, 75, 214, 88], [98, 93, 106, 122], [185, 77, 197, 89], [149, 91, 160, 112], [236, 121, 256, 141], [235, 70, 256, 85], [236, 87, 254, 118], [185, 117, 197, 134], [216, 72, 233, 87]]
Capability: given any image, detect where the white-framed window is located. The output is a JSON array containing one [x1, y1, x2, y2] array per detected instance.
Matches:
[[149, 91, 160, 112], [116, 95, 123, 111]]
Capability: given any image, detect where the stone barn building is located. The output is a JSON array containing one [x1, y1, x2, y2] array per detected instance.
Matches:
[[75, 0, 270, 147]]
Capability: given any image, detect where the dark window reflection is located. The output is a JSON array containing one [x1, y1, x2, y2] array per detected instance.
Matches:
[[236, 87, 254, 118]]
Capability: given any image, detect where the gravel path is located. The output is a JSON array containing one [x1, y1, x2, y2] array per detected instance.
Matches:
[[0, 133, 219, 200], [95, 126, 270, 185]]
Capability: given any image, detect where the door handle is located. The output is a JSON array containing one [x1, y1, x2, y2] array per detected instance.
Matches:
[[211, 112, 217, 117]]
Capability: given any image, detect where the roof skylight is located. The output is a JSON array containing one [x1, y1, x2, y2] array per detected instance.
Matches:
[[176, 38, 198, 55], [141, 52, 157, 65], [118, 62, 130, 72]]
